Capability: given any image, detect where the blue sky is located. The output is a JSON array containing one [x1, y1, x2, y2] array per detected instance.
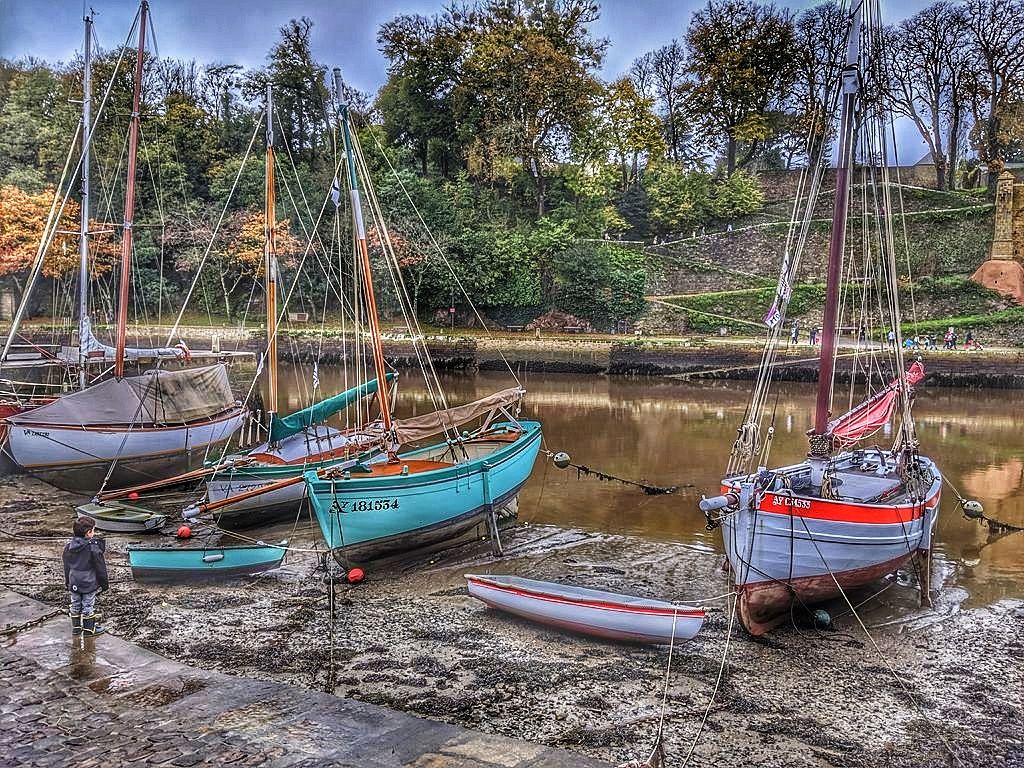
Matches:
[[1, 1, 938, 156]]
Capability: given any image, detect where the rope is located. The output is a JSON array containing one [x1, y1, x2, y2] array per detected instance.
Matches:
[[942, 476, 1023, 533], [796, 515, 965, 767], [680, 591, 736, 767], [541, 449, 685, 495]]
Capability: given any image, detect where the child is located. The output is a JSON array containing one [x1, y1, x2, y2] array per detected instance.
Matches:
[[62, 515, 108, 636]]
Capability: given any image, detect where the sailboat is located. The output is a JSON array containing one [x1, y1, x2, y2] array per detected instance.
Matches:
[[2, 2, 245, 493], [298, 80, 542, 562], [698, 1, 942, 636]]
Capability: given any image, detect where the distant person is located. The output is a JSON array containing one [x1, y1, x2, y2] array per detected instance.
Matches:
[[809, 326, 819, 345], [887, 329, 896, 347], [790, 321, 799, 345], [944, 327, 954, 350], [858, 324, 866, 346], [965, 329, 982, 351], [63, 516, 108, 637]]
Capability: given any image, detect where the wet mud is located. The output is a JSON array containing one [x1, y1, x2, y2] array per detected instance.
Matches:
[[1, 475, 1021, 767]]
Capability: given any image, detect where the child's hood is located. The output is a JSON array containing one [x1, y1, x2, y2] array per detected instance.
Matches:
[[67, 536, 104, 553]]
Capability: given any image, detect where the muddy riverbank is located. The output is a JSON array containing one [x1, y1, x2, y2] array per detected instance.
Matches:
[[2, 475, 1021, 767], [15, 325, 1024, 387]]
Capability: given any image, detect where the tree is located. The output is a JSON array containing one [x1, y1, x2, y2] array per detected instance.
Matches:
[[685, 0, 798, 175], [649, 41, 689, 162], [789, 2, 847, 166], [599, 77, 666, 190], [884, 3, 970, 190], [247, 18, 330, 164], [964, 0, 1024, 188], [458, 0, 606, 215]]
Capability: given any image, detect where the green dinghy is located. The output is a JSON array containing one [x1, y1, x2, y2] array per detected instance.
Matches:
[[76, 501, 167, 533]]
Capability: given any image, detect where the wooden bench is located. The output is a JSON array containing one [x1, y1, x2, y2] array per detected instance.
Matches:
[[564, 326, 585, 334], [506, 325, 525, 332], [287, 312, 310, 323]]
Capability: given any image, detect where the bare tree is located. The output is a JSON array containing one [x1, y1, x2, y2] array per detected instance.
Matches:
[[650, 40, 686, 162], [790, 1, 846, 166], [964, 0, 1024, 188], [883, 3, 969, 190]]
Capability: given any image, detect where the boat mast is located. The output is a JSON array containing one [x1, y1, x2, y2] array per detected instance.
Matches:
[[810, 2, 861, 451], [335, 71, 394, 443], [113, 0, 148, 379], [77, 10, 93, 390], [264, 84, 279, 424]]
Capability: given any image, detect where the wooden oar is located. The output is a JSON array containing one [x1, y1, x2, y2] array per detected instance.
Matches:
[[182, 471, 312, 519], [96, 458, 255, 502]]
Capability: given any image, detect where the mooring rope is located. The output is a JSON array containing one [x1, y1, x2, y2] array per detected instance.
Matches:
[[941, 476, 1023, 532], [541, 449, 687, 495]]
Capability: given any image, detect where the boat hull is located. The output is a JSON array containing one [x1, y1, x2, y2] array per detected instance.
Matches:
[[306, 422, 542, 562], [76, 502, 166, 533], [128, 542, 287, 583], [722, 456, 941, 635], [466, 574, 704, 644], [5, 408, 246, 493]]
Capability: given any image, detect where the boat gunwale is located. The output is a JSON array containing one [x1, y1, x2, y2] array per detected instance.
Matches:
[[467, 575, 704, 618], [304, 420, 542, 493]]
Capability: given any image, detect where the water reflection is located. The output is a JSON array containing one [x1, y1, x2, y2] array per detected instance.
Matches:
[[272, 365, 1024, 606]]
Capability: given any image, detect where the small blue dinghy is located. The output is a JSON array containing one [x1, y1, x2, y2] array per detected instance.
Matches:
[[128, 540, 288, 583]]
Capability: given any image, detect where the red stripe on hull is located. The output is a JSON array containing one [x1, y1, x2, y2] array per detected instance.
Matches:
[[721, 483, 939, 525], [736, 551, 919, 636]]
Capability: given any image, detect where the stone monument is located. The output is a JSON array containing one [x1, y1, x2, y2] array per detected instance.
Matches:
[[971, 170, 1024, 302]]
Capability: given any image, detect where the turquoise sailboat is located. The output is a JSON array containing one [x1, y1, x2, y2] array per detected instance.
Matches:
[[128, 541, 287, 582], [298, 75, 542, 563]]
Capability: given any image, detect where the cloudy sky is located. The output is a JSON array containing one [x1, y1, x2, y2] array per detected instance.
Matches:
[[1, 0, 938, 156]]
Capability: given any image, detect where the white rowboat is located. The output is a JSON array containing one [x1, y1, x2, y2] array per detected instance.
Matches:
[[466, 574, 705, 645]]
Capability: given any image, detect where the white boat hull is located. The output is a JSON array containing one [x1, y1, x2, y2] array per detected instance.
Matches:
[[466, 574, 704, 645], [6, 409, 245, 493]]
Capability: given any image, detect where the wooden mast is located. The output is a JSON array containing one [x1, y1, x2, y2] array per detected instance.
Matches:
[[114, 0, 148, 379], [337, 87, 394, 445], [811, 2, 861, 447], [264, 84, 279, 423], [78, 9, 93, 389]]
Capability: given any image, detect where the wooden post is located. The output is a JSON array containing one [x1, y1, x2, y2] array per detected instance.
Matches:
[[482, 462, 503, 557]]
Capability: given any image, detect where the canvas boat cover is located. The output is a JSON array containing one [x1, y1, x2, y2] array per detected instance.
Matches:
[[7, 364, 236, 427], [828, 361, 925, 443], [391, 387, 524, 444], [79, 316, 189, 361], [268, 373, 395, 444]]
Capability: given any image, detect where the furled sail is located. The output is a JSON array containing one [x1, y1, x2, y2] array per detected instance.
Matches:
[[827, 361, 925, 443], [80, 316, 190, 362], [7, 364, 236, 427], [268, 373, 396, 444], [391, 388, 524, 444]]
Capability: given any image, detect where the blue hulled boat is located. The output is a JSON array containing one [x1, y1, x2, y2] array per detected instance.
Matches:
[[128, 540, 287, 583], [306, 421, 542, 561]]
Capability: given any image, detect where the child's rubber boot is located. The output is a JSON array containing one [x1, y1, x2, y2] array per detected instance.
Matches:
[[70, 611, 82, 635], [82, 614, 106, 636]]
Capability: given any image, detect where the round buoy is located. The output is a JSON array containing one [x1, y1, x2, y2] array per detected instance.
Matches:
[[553, 451, 571, 470], [346, 567, 365, 584], [128, 492, 140, 500], [961, 499, 984, 519], [813, 609, 832, 629], [176, 525, 192, 539]]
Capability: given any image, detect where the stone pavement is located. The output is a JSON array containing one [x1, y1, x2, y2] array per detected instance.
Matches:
[[0, 590, 606, 767]]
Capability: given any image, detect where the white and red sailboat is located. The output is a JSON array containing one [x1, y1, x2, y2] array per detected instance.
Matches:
[[2, 2, 244, 493], [699, 1, 942, 636]]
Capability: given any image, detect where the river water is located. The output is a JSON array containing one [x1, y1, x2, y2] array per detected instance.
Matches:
[[273, 365, 1024, 609]]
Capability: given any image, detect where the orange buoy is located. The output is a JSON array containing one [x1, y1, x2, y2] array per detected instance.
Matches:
[[346, 567, 365, 584], [128, 492, 140, 500], [176, 525, 192, 539]]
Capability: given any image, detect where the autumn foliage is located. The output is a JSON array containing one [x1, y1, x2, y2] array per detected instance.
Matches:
[[0, 185, 118, 279]]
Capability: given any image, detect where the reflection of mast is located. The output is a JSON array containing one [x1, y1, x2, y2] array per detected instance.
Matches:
[[264, 84, 279, 422], [335, 71, 393, 441], [811, 1, 861, 447], [114, 0, 148, 379], [77, 10, 93, 390]]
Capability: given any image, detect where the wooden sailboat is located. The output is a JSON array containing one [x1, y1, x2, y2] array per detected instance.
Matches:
[[699, 2, 942, 636], [297, 81, 542, 562], [2, 1, 245, 493]]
